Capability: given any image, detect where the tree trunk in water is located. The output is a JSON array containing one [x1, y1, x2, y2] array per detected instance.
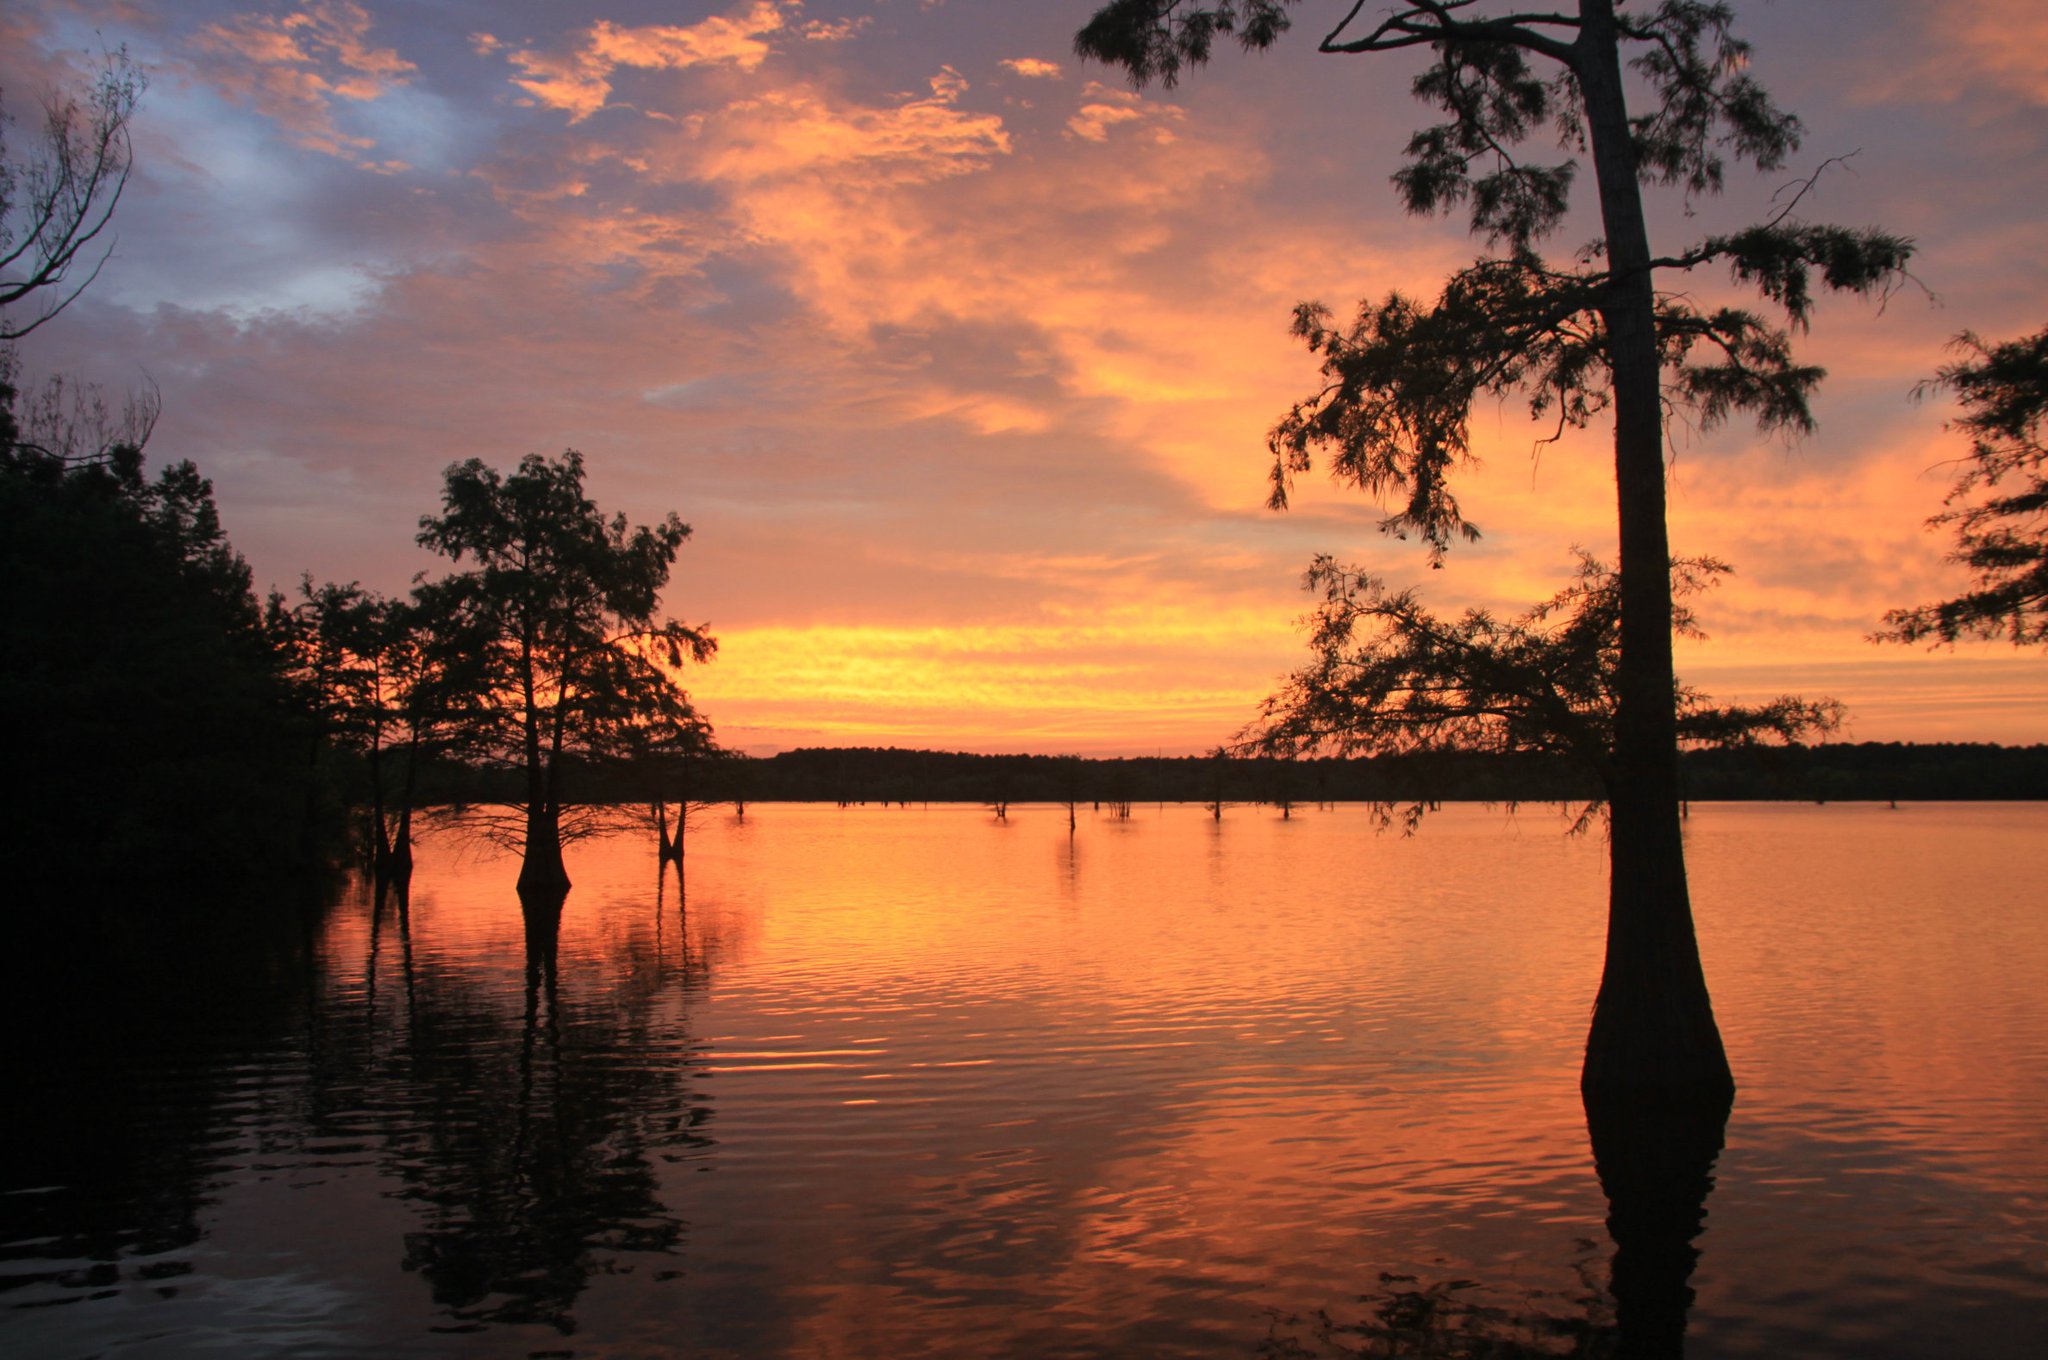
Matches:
[[654, 800, 683, 865], [1577, 1, 1732, 1103], [381, 733, 420, 890], [381, 815, 413, 890], [373, 794, 411, 889], [517, 800, 571, 911], [367, 735, 391, 874]]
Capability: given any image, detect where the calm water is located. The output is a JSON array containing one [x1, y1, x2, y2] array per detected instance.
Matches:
[[4, 802, 2045, 1358]]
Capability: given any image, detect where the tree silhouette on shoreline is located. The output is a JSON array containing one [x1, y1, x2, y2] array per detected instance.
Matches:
[[416, 450, 716, 910], [1077, 0, 1912, 1103]]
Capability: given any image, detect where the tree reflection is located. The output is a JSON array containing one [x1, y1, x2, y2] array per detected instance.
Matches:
[[1583, 1093, 1729, 1360], [1266, 1095, 1728, 1358], [368, 889, 714, 1335], [1260, 1265, 1609, 1358]]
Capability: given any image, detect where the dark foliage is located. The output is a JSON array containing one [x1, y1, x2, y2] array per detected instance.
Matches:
[[1879, 324, 2048, 647], [1242, 551, 1841, 827], [0, 381, 315, 915], [0, 56, 341, 944], [568, 742, 2048, 810], [416, 450, 715, 900]]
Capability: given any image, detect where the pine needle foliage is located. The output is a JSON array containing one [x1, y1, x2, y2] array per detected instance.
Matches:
[[1880, 325, 2048, 648]]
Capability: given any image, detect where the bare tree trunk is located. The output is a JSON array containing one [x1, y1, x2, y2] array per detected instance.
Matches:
[[516, 643, 570, 909], [385, 730, 419, 888], [518, 798, 570, 908], [654, 800, 684, 865], [1577, 0, 1732, 1103], [387, 806, 413, 885]]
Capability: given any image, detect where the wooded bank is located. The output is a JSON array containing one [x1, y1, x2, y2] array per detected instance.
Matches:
[[439, 742, 2048, 812]]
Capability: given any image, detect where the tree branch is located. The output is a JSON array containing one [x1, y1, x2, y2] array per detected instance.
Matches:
[[1321, 2, 1582, 67]]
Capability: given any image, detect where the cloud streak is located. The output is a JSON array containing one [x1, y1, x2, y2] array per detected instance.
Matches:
[[505, 2, 791, 122], [191, 0, 415, 167]]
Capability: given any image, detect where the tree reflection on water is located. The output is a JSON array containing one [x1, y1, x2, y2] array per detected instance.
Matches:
[[381, 870, 713, 1334], [1262, 1097, 1727, 1360], [1, 867, 718, 1341]]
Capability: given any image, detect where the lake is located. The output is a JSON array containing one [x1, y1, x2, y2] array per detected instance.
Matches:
[[4, 802, 2044, 1358]]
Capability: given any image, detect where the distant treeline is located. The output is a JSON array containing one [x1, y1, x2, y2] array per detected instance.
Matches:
[[542, 741, 2048, 809]]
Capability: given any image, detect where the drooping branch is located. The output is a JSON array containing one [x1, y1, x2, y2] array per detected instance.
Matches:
[[1267, 253, 1607, 553], [1244, 550, 1842, 822], [1879, 325, 2048, 647], [1620, 1, 1800, 199], [1072, 1, 1298, 87]]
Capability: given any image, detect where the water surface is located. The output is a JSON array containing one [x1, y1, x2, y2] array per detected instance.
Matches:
[[4, 802, 2044, 1357]]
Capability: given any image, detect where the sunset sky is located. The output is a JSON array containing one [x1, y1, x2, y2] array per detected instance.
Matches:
[[6, 0, 2045, 755]]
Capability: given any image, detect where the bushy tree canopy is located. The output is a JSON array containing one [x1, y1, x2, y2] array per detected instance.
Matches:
[[417, 450, 715, 901], [0, 401, 309, 902]]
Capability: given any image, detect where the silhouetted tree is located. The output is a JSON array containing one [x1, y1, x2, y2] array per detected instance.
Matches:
[[1078, 0, 1912, 1102], [1, 51, 143, 341], [416, 450, 715, 907], [1, 51, 158, 510], [2, 362, 159, 469], [275, 579, 477, 884], [1879, 324, 2048, 648], [0, 419, 307, 903], [1263, 756, 1300, 818], [0, 54, 321, 911], [1247, 552, 1842, 831], [271, 577, 377, 864], [1055, 754, 1089, 832], [366, 586, 484, 884], [626, 713, 721, 867]]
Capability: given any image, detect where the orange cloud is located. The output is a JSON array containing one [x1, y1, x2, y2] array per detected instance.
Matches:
[[688, 67, 1006, 185], [1896, 0, 2048, 106], [38, 0, 2042, 753], [801, 17, 872, 43], [556, 57, 1461, 537], [1066, 81, 1171, 142], [1001, 57, 1064, 80], [508, 1, 790, 122], [191, 0, 414, 166]]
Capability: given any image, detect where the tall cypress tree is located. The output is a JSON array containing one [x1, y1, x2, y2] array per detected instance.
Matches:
[[1077, 0, 1912, 1101]]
